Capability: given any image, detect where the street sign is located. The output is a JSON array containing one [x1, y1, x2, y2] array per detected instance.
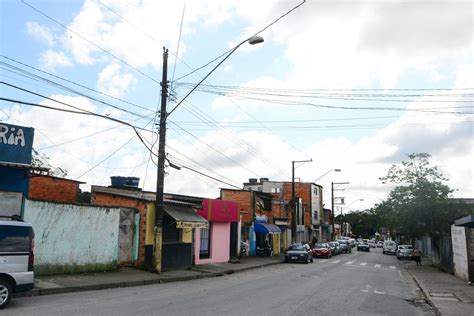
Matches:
[[0, 122, 34, 166]]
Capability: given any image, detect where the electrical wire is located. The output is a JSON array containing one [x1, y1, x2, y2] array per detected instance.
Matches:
[[21, 0, 161, 85], [173, 0, 306, 82], [1, 55, 153, 113]]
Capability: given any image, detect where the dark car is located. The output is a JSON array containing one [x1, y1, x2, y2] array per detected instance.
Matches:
[[357, 242, 370, 252], [337, 240, 352, 253], [312, 243, 332, 258], [284, 243, 313, 263]]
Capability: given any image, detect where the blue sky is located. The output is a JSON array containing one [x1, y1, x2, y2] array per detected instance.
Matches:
[[1, 0, 473, 211]]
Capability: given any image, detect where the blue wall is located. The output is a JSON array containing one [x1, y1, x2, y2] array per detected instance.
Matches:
[[0, 167, 30, 196]]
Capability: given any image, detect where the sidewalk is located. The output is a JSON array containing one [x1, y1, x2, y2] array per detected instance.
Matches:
[[402, 257, 474, 316], [16, 256, 283, 298]]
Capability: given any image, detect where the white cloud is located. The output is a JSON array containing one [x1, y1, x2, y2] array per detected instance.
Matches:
[[97, 63, 137, 98], [26, 21, 54, 46], [40, 50, 73, 71]]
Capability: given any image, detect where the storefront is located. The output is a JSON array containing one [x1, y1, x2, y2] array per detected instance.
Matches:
[[161, 203, 208, 271], [254, 221, 282, 255], [194, 199, 238, 264]]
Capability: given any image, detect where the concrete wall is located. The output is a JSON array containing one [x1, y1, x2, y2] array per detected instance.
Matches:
[[23, 199, 135, 275], [194, 222, 230, 264], [451, 225, 469, 281]]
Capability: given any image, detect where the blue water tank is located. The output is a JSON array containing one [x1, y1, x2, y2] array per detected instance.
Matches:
[[111, 176, 128, 187], [126, 177, 140, 187]]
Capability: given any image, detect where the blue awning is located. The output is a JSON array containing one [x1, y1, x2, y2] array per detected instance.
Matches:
[[254, 223, 281, 234]]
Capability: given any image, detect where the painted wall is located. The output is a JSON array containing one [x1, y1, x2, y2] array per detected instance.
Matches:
[[194, 222, 230, 264], [23, 199, 135, 275], [452, 225, 469, 281], [0, 167, 30, 196]]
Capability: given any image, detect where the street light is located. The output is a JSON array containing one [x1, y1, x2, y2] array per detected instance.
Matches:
[[313, 168, 341, 183]]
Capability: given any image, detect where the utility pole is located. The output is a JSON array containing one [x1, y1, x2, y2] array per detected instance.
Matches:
[[154, 47, 169, 273], [331, 181, 349, 240], [291, 159, 312, 242]]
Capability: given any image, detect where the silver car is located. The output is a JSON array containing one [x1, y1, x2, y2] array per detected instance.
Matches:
[[0, 220, 35, 309], [396, 245, 414, 260]]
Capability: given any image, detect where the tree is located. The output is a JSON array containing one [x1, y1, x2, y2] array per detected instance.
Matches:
[[379, 153, 470, 239]]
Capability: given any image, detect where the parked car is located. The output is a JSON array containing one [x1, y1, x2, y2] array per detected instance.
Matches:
[[284, 243, 313, 263], [396, 245, 414, 260], [383, 241, 397, 255], [312, 243, 332, 258], [0, 220, 35, 309], [368, 240, 377, 248], [376, 241, 383, 248], [328, 241, 341, 255], [357, 242, 370, 252], [337, 240, 352, 253]]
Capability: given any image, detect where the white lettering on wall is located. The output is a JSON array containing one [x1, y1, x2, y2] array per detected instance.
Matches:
[[0, 124, 26, 147]]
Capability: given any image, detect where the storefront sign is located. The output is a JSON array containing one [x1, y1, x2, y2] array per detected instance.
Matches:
[[199, 199, 238, 222], [0, 123, 34, 165]]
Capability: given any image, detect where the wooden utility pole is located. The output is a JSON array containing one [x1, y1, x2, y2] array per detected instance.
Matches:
[[154, 47, 168, 273]]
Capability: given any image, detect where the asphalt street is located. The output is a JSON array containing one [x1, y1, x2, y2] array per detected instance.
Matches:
[[5, 247, 432, 316]]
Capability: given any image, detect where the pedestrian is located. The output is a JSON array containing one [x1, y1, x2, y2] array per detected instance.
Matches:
[[413, 247, 422, 266]]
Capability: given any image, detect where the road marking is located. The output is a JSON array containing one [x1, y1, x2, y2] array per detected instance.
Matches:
[[374, 291, 385, 295], [333, 260, 341, 263], [345, 261, 353, 265], [360, 262, 367, 266], [361, 289, 369, 293], [389, 266, 396, 270], [374, 264, 381, 268]]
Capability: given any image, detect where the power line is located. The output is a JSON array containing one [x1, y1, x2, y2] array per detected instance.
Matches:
[[21, 0, 161, 85], [170, 0, 187, 85], [173, 0, 306, 82], [1, 55, 153, 113], [167, 0, 306, 116]]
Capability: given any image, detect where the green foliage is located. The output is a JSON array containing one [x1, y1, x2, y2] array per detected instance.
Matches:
[[344, 153, 473, 240]]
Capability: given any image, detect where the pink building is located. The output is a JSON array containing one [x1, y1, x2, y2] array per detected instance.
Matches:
[[194, 199, 238, 264]]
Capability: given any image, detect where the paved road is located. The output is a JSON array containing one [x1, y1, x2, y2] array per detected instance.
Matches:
[[5, 248, 433, 315]]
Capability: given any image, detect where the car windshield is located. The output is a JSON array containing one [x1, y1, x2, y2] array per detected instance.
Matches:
[[288, 244, 304, 251], [314, 243, 327, 248]]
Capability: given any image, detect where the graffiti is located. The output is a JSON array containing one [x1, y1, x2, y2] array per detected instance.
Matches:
[[0, 124, 26, 147]]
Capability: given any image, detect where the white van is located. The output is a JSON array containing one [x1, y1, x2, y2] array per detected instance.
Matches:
[[383, 240, 397, 255], [0, 220, 35, 309]]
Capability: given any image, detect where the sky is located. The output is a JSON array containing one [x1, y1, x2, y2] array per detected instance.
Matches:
[[0, 0, 473, 212]]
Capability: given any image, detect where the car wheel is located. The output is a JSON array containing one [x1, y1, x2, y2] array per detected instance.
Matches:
[[383, 251, 385, 254], [0, 279, 13, 309]]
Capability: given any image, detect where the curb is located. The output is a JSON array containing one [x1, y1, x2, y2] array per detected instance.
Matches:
[[15, 260, 283, 298], [403, 265, 441, 316]]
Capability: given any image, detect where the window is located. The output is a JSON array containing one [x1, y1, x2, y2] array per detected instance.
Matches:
[[200, 225, 212, 259], [271, 187, 281, 193], [0, 225, 30, 253]]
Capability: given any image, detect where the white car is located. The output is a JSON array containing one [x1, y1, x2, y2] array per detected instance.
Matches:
[[383, 241, 397, 255], [368, 240, 377, 248], [0, 220, 35, 309]]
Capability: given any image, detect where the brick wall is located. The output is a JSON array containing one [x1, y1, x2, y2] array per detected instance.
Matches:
[[29, 175, 79, 203], [92, 192, 147, 267], [282, 182, 311, 226], [221, 190, 253, 223]]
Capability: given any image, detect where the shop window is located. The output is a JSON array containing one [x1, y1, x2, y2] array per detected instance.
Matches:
[[200, 224, 212, 259]]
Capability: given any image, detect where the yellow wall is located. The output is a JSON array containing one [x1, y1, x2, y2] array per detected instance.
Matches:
[[273, 234, 280, 255], [181, 228, 193, 243]]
